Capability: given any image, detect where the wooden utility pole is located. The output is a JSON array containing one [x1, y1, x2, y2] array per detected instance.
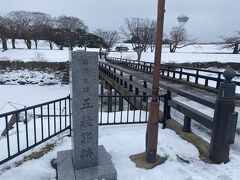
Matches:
[[146, 0, 166, 163]]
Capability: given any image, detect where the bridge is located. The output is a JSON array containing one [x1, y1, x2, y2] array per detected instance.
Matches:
[[99, 56, 239, 163], [0, 56, 238, 166]]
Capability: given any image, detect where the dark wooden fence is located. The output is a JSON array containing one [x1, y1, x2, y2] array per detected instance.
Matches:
[[99, 60, 238, 163], [99, 61, 214, 130], [106, 57, 240, 89]]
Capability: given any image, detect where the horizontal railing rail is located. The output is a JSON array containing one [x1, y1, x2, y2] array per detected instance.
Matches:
[[99, 60, 215, 131], [106, 57, 240, 89]]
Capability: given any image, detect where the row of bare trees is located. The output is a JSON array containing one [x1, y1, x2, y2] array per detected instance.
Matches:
[[120, 18, 196, 60], [121, 18, 240, 61], [1, 11, 239, 59], [0, 10, 109, 51], [121, 18, 156, 60]]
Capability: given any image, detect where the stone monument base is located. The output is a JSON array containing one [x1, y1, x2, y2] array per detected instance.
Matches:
[[57, 145, 117, 180]]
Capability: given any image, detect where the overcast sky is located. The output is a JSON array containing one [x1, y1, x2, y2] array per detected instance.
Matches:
[[1, 0, 239, 42]]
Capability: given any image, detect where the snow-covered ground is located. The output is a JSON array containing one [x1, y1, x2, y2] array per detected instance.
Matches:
[[0, 70, 62, 86], [1, 41, 240, 179], [1, 124, 240, 180], [0, 85, 239, 180], [0, 85, 69, 114], [110, 43, 240, 64], [1, 40, 240, 63], [0, 40, 99, 62]]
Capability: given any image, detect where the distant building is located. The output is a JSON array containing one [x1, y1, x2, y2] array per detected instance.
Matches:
[[115, 46, 129, 52]]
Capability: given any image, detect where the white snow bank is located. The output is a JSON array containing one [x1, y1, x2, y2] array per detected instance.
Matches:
[[1, 125, 240, 180]]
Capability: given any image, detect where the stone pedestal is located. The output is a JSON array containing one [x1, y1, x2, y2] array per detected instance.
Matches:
[[57, 51, 117, 180], [57, 145, 117, 180]]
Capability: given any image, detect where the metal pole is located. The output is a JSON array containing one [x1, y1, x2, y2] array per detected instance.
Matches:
[[145, 0, 166, 163]]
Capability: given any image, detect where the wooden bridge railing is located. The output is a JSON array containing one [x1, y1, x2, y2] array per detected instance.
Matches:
[[99, 61, 214, 130], [99, 60, 238, 163], [106, 57, 240, 90]]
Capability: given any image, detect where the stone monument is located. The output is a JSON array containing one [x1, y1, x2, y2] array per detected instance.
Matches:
[[57, 51, 117, 180]]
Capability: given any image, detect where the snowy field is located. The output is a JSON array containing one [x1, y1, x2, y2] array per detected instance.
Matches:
[[110, 44, 240, 64], [0, 40, 99, 62], [0, 85, 69, 114], [1, 40, 240, 63]]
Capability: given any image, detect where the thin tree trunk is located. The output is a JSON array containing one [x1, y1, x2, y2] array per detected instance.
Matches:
[[24, 39, 32, 49], [233, 44, 239, 54], [99, 47, 102, 59], [150, 43, 155, 52], [49, 41, 53, 50], [59, 45, 63, 50], [137, 51, 142, 61], [12, 39, 16, 49], [2, 38, 8, 51], [34, 40, 38, 49], [170, 44, 176, 53]]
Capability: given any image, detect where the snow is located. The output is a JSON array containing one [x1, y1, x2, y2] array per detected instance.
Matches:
[[1, 41, 240, 179], [110, 43, 240, 64], [1, 40, 240, 63], [0, 70, 62, 85], [0, 40, 100, 62], [0, 85, 239, 180], [1, 124, 240, 180], [109, 50, 240, 64], [0, 85, 69, 114]]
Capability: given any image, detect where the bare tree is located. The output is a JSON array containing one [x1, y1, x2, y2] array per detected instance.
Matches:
[[0, 16, 8, 51], [168, 25, 195, 53], [4, 16, 18, 49], [42, 19, 56, 50], [149, 22, 157, 52], [94, 29, 120, 51], [57, 15, 87, 32], [220, 31, 240, 54], [121, 18, 156, 61], [31, 12, 52, 49], [8, 11, 33, 49], [56, 15, 88, 50]]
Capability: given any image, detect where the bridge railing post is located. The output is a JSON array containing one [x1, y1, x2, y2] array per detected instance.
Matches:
[[143, 81, 147, 102], [209, 68, 238, 163], [135, 88, 139, 95], [167, 66, 170, 77], [182, 116, 191, 132], [124, 81, 128, 88], [179, 67, 183, 80], [120, 71, 123, 85], [216, 72, 222, 89], [113, 68, 116, 81], [150, 63, 153, 73], [143, 62, 146, 71], [161, 90, 172, 129], [129, 75, 133, 92], [166, 90, 172, 119], [173, 69, 176, 78], [195, 70, 199, 84], [205, 78, 209, 86]]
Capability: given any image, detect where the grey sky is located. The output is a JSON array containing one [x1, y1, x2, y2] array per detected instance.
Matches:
[[1, 0, 239, 42]]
